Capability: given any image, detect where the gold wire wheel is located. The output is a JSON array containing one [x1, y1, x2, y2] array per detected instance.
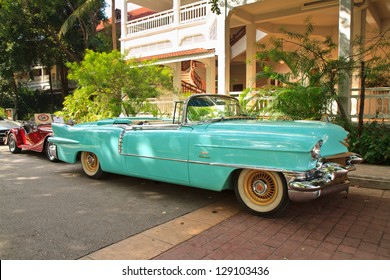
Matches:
[[236, 169, 288, 215], [242, 170, 279, 206], [81, 151, 101, 177]]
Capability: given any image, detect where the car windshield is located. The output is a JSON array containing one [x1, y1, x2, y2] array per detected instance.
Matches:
[[186, 95, 244, 123]]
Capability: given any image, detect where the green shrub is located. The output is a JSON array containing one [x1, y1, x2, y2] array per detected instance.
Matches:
[[348, 122, 390, 165], [238, 85, 331, 120]]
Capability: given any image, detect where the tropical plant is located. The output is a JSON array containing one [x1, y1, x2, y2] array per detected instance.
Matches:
[[57, 50, 173, 122], [253, 21, 355, 121], [252, 20, 390, 124]]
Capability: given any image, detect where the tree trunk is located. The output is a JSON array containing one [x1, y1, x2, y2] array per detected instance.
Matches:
[[10, 77, 18, 120], [111, 0, 117, 50], [48, 67, 55, 112], [358, 61, 366, 137], [59, 64, 69, 102]]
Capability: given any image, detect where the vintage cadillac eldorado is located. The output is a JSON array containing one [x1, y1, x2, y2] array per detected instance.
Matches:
[[48, 94, 362, 217]]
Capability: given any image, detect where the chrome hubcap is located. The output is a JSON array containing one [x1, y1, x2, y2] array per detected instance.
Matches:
[[9, 139, 15, 150], [87, 154, 95, 167], [252, 180, 268, 196]]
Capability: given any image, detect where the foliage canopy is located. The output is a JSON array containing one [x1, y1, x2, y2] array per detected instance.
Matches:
[[58, 50, 173, 122], [0, 0, 109, 119]]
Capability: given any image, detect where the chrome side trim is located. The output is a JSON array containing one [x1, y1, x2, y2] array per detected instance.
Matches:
[[118, 152, 308, 173], [120, 152, 188, 163]]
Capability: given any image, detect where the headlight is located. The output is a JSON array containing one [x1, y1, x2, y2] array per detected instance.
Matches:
[[311, 140, 323, 159]]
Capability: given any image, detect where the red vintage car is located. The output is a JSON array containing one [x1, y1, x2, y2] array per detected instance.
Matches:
[[6, 114, 58, 162]]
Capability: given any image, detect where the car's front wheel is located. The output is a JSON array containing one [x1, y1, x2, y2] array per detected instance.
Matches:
[[235, 169, 289, 217], [80, 151, 104, 179], [45, 141, 58, 162], [8, 134, 21, 154]]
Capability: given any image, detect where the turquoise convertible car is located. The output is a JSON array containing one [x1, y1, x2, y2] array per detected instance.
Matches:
[[48, 94, 362, 217]]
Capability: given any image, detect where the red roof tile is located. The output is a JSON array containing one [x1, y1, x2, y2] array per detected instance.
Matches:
[[127, 7, 155, 21], [139, 48, 215, 61], [97, 7, 155, 32]]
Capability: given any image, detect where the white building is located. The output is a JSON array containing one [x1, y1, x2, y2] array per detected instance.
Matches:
[[120, 0, 389, 119]]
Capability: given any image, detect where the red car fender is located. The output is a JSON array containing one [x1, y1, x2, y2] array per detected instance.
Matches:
[[7, 128, 26, 147]]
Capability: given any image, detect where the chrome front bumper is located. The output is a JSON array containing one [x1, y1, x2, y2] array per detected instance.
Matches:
[[286, 153, 363, 202]]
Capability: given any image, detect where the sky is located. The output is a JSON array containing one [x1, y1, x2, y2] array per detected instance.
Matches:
[[104, 0, 140, 18]]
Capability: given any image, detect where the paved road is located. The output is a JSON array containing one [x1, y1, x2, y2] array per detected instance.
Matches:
[[0, 145, 231, 259]]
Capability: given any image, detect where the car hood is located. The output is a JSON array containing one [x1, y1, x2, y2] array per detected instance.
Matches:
[[205, 119, 345, 134], [202, 119, 349, 157]]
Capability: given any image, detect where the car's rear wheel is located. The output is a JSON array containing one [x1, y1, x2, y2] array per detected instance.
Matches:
[[81, 151, 104, 179], [235, 169, 289, 217], [45, 141, 58, 162], [8, 134, 21, 154]]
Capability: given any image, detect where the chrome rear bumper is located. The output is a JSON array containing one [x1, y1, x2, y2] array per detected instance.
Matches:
[[286, 153, 363, 203], [48, 142, 58, 160]]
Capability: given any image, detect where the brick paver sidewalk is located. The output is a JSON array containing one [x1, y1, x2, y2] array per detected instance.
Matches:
[[154, 186, 390, 260]]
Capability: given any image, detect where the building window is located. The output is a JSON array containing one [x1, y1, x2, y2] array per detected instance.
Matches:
[[233, 84, 243, 91]]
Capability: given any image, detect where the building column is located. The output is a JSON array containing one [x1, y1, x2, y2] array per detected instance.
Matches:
[[172, 0, 181, 48], [205, 57, 216, 94], [40, 67, 44, 83], [246, 23, 257, 89], [338, 0, 353, 120], [217, 12, 231, 94], [173, 0, 181, 25], [171, 62, 182, 95], [350, 5, 367, 118], [120, 0, 128, 53]]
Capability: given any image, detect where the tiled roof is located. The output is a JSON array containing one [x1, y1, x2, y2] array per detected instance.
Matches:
[[127, 7, 156, 21], [96, 7, 155, 32], [139, 48, 215, 61]]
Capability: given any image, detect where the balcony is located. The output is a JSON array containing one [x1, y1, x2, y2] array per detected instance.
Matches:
[[121, 1, 217, 59], [125, 1, 208, 36]]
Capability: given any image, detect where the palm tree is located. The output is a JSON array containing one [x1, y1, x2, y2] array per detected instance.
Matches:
[[59, 0, 117, 50]]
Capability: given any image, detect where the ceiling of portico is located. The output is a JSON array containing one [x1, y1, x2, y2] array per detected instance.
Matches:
[[127, 0, 389, 34], [230, 0, 390, 36], [229, 0, 389, 64]]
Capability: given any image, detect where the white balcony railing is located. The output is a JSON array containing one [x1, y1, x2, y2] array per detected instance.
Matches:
[[231, 88, 390, 122], [127, 9, 174, 34], [350, 87, 390, 121], [126, 1, 208, 35], [180, 1, 207, 24]]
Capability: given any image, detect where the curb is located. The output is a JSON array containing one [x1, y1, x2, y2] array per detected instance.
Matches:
[[349, 164, 390, 190], [349, 176, 390, 190]]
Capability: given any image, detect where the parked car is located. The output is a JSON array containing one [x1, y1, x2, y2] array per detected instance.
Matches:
[[48, 94, 362, 216], [7, 114, 58, 162], [0, 117, 21, 144]]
